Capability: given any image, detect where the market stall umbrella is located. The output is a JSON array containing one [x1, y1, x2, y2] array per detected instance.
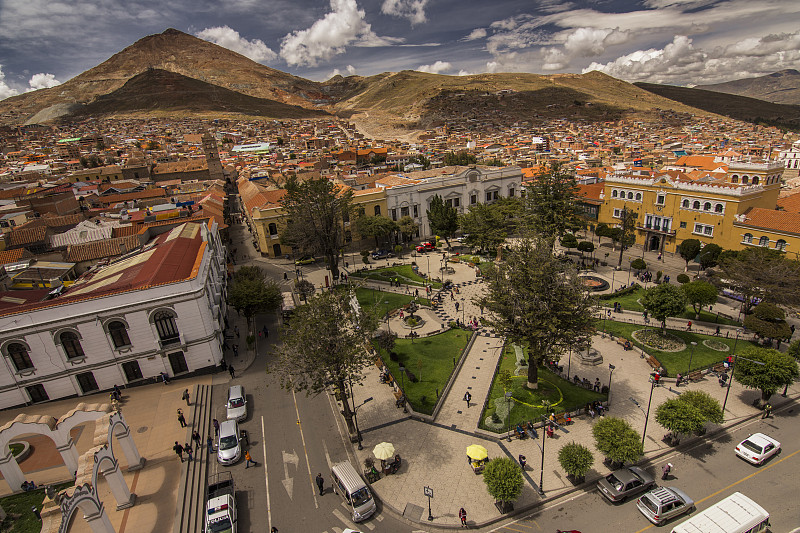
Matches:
[[466, 444, 488, 461], [373, 442, 395, 460]]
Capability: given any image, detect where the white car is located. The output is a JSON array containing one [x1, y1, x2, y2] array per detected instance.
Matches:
[[735, 432, 781, 465]]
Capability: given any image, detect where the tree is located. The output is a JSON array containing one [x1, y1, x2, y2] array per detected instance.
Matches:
[[676, 273, 690, 284], [480, 237, 596, 388], [272, 290, 378, 436], [459, 203, 507, 252], [743, 302, 792, 342], [678, 239, 702, 272], [734, 346, 800, 403], [523, 165, 581, 245], [227, 266, 282, 333], [280, 177, 353, 279], [375, 330, 397, 354], [443, 151, 477, 166], [717, 247, 800, 312], [355, 215, 397, 248], [426, 195, 459, 246], [679, 390, 723, 425], [594, 222, 610, 245], [577, 241, 595, 261], [592, 417, 642, 465], [560, 233, 578, 251], [558, 442, 594, 482], [655, 398, 706, 437], [295, 279, 315, 301], [397, 216, 418, 243], [630, 258, 647, 271], [641, 283, 687, 332], [788, 339, 800, 361], [698, 243, 723, 270], [682, 280, 718, 319], [612, 208, 638, 267], [482, 457, 524, 508]]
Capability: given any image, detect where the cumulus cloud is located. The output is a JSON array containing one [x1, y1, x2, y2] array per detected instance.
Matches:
[[457, 69, 474, 76], [381, 0, 428, 25], [417, 61, 452, 74], [0, 66, 18, 100], [26, 73, 61, 91], [541, 27, 631, 70], [328, 64, 357, 78], [280, 0, 403, 66], [196, 26, 277, 63], [463, 28, 487, 41], [584, 31, 800, 84]]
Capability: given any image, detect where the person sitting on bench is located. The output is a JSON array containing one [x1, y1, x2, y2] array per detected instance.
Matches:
[[515, 424, 526, 439]]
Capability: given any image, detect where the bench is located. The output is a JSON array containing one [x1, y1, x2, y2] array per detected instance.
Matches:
[[554, 412, 572, 426], [645, 356, 661, 371], [688, 371, 703, 382], [712, 362, 726, 374], [616, 337, 633, 350]]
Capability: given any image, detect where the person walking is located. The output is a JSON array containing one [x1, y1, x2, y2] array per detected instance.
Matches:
[[316, 473, 325, 495], [182, 388, 191, 406], [686, 320, 692, 331], [229, 365, 235, 378], [192, 430, 201, 450], [593, 378, 601, 392], [213, 418, 220, 436], [232, 344, 239, 357], [177, 409, 187, 428], [762, 403, 772, 419], [113, 384, 122, 399], [173, 441, 184, 461], [463, 391, 472, 408], [459, 507, 467, 527], [263, 325, 269, 338], [518, 454, 526, 470], [185, 443, 193, 462], [207, 435, 214, 454], [245, 450, 257, 468], [234, 325, 240, 338]]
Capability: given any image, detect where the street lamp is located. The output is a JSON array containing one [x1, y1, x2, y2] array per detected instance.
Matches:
[[641, 378, 657, 449], [538, 415, 548, 497], [607, 364, 616, 409], [686, 341, 698, 375], [353, 396, 373, 450], [398, 364, 408, 413], [505, 391, 514, 442], [721, 329, 742, 416]]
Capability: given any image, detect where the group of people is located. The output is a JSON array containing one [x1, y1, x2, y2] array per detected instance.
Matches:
[[585, 401, 605, 418], [572, 375, 602, 392]]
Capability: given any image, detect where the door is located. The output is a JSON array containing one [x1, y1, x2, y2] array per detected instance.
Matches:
[[649, 235, 660, 252], [272, 243, 282, 257], [26, 384, 49, 403], [122, 361, 143, 382], [168, 351, 189, 375], [76, 372, 99, 394]]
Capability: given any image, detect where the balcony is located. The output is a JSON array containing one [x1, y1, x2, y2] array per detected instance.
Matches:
[[637, 224, 676, 236]]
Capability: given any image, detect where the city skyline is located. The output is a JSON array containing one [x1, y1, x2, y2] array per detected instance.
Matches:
[[0, 0, 799, 100]]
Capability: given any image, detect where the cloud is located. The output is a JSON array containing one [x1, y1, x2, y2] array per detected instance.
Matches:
[[541, 27, 631, 70], [463, 28, 487, 41], [280, 0, 403, 66], [26, 73, 61, 91], [328, 64, 357, 78], [583, 31, 800, 84], [0, 66, 18, 100], [381, 0, 428, 25], [196, 26, 277, 63], [417, 61, 452, 74], [457, 69, 473, 76]]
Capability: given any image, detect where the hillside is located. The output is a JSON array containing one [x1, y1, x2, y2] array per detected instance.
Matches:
[[697, 70, 800, 105], [634, 82, 800, 131], [66, 69, 329, 120]]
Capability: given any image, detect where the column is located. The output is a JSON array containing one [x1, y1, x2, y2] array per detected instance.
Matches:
[[112, 422, 145, 471], [100, 460, 136, 510], [56, 439, 80, 478], [83, 502, 117, 533], [0, 449, 25, 493]]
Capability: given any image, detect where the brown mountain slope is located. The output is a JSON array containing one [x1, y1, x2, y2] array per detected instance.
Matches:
[[696, 70, 800, 105], [0, 28, 330, 124], [67, 69, 329, 120]]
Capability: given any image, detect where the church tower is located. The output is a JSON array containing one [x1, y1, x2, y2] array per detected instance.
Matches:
[[202, 133, 224, 181]]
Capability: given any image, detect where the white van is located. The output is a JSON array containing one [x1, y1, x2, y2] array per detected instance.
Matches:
[[226, 385, 247, 421], [670, 492, 769, 533], [331, 461, 376, 522]]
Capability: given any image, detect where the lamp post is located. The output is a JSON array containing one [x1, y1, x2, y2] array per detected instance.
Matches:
[[607, 364, 616, 409], [686, 341, 698, 375], [505, 391, 513, 442], [641, 378, 656, 449], [538, 415, 547, 497], [398, 364, 408, 413], [426, 255, 431, 280], [567, 347, 572, 380], [353, 396, 373, 450], [721, 329, 741, 416]]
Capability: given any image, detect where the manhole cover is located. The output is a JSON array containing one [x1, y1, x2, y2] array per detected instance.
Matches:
[[137, 426, 149, 433]]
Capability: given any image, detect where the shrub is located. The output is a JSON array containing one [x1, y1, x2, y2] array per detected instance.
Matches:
[[630, 258, 647, 271], [389, 351, 399, 362], [676, 273, 690, 284], [482, 457, 524, 504], [246, 334, 255, 348], [558, 442, 594, 479], [592, 417, 642, 465]]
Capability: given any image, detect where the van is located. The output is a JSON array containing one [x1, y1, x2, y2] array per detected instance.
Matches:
[[670, 492, 768, 533], [331, 461, 376, 522], [226, 385, 247, 421]]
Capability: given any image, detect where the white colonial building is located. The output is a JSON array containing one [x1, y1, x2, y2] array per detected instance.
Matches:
[[377, 165, 523, 238], [0, 220, 227, 409], [778, 140, 800, 171]]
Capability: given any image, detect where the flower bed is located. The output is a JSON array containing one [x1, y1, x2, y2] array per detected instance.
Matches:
[[631, 329, 686, 352], [703, 339, 730, 352]]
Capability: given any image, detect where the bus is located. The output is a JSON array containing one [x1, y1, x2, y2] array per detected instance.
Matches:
[[670, 492, 769, 533], [281, 292, 296, 324]]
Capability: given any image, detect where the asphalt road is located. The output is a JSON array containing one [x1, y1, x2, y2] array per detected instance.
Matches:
[[491, 402, 800, 533]]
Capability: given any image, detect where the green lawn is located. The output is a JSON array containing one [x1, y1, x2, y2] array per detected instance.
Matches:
[[375, 329, 472, 415], [480, 345, 606, 433], [0, 482, 73, 533], [349, 265, 443, 288], [355, 288, 430, 318], [452, 254, 494, 274], [599, 287, 741, 326], [601, 320, 758, 376]]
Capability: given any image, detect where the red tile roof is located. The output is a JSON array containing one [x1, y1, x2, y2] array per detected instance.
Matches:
[[7, 226, 47, 247], [737, 207, 800, 235], [777, 191, 800, 213], [0, 248, 26, 266], [64, 235, 143, 263]]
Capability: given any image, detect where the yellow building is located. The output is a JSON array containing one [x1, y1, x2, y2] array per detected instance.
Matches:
[[598, 160, 785, 255]]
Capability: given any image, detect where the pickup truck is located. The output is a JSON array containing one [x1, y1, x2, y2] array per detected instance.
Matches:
[[206, 472, 237, 533]]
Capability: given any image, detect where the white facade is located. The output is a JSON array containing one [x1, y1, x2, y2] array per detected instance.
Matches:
[[778, 140, 800, 170], [0, 222, 227, 409], [384, 166, 523, 238]]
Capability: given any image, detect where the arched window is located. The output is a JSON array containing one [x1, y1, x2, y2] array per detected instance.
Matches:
[[60, 331, 85, 359], [154, 311, 180, 345], [703, 202, 711, 211], [693, 201, 701, 209], [759, 236, 769, 247], [776, 239, 787, 251], [7, 343, 33, 371], [268, 223, 278, 236], [612, 190, 618, 198], [742, 176, 749, 184], [635, 193, 642, 201], [108, 321, 131, 349], [682, 199, 689, 208], [715, 204, 723, 213], [731, 176, 738, 184], [743, 233, 753, 244], [752, 176, 759, 185], [627, 192, 634, 200], [374, 205, 381, 216]]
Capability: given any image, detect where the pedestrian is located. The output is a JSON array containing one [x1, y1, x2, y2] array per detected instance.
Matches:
[[480, 305, 484, 315], [113, 384, 122, 399], [593, 378, 600, 392], [234, 325, 240, 338], [229, 365, 235, 378], [791, 324, 796, 337], [661, 463, 672, 480], [316, 473, 325, 495], [271, 528, 278, 533], [232, 344, 239, 357], [686, 320, 692, 331], [213, 418, 220, 436], [161, 371, 169, 385], [177, 409, 187, 428], [658, 252, 662, 261], [762, 403, 772, 419], [173, 441, 184, 461], [263, 325, 269, 338], [463, 391, 472, 408], [182, 388, 191, 406], [207, 435, 214, 454], [459, 507, 467, 527], [185, 443, 193, 462], [675, 373, 683, 387], [455, 301, 460, 312], [715, 326, 721, 336], [518, 454, 526, 469], [192, 430, 201, 450], [245, 450, 257, 468]]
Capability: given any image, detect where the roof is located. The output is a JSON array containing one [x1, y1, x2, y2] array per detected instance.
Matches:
[[576, 182, 604, 203], [64, 235, 143, 262], [776, 191, 800, 213], [7, 226, 47, 247], [736, 207, 800, 235], [0, 248, 26, 266]]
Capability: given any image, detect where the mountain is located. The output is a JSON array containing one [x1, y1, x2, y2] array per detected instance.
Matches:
[[696, 70, 800, 105], [634, 82, 800, 130]]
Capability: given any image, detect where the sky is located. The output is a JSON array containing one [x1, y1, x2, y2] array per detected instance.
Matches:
[[1, 0, 800, 101]]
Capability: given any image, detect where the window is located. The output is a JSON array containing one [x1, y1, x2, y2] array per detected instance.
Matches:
[[509, 188, 515, 197], [76, 372, 99, 394], [122, 361, 143, 382], [400, 206, 409, 217], [776, 239, 787, 251], [743, 233, 753, 244], [446, 199, 453, 208], [680, 221, 687, 228], [413, 205, 418, 217], [268, 223, 278, 236], [715, 204, 723, 213], [613, 208, 621, 218], [759, 236, 769, 247], [752, 176, 759, 185], [635, 193, 642, 201], [390, 208, 397, 221], [154, 311, 180, 345], [453, 197, 460, 207], [693, 201, 700, 209], [108, 321, 131, 349], [742, 176, 749, 184], [693, 223, 713, 237], [486, 192, 492, 202], [682, 199, 689, 208], [703, 202, 711, 211], [59, 331, 85, 360], [612, 190, 618, 198], [342, 210, 349, 224], [470, 194, 477, 205], [26, 384, 49, 403], [627, 192, 634, 200], [373, 205, 381, 216], [656, 194, 665, 205], [8, 343, 33, 371]]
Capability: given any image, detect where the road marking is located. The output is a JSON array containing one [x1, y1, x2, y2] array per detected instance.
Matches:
[[633, 447, 800, 533], [281, 449, 299, 499], [261, 416, 272, 533], [323, 439, 334, 471], [291, 386, 319, 508], [332, 508, 376, 530]]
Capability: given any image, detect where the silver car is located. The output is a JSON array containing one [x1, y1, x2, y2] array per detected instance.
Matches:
[[637, 486, 694, 525], [597, 466, 655, 502], [217, 420, 241, 465], [226, 385, 247, 422]]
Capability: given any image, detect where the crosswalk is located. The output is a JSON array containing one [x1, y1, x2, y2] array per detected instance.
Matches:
[[320, 502, 381, 532]]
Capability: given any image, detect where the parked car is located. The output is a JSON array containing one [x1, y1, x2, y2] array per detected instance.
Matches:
[[415, 241, 435, 253], [735, 433, 781, 465], [636, 486, 694, 525], [294, 256, 315, 265], [597, 466, 655, 502], [217, 420, 241, 465], [226, 385, 247, 422], [371, 249, 395, 260]]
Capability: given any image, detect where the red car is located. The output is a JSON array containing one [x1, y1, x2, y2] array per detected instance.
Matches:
[[415, 241, 435, 253]]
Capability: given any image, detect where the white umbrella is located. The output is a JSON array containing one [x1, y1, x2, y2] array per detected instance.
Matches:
[[373, 442, 395, 460]]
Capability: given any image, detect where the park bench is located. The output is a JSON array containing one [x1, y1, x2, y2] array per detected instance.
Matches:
[[645, 356, 661, 371], [616, 337, 633, 350], [712, 362, 726, 374], [688, 371, 703, 382], [554, 412, 572, 426]]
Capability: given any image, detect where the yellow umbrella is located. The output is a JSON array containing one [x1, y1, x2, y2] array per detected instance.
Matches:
[[466, 444, 488, 461], [373, 442, 395, 460]]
